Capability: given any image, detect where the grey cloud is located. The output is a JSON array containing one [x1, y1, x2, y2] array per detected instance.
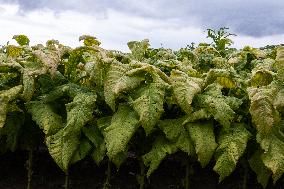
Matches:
[[0, 0, 110, 17], [1, 0, 284, 37]]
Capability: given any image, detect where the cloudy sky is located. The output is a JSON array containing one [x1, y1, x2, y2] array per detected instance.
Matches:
[[1, 0, 284, 51]]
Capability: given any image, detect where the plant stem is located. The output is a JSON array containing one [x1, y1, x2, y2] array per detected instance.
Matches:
[[103, 160, 111, 189], [185, 159, 191, 189], [138, 157, 146, 189], [242, 164, 248, 189], [26, 149, 33, 189], [64, 169, 69, 189]]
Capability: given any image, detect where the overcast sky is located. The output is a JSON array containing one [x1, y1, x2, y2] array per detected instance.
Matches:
[[1, 0, 284, 51]]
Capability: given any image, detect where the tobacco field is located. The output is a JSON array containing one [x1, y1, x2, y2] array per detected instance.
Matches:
[[0, 28, 284, 189]]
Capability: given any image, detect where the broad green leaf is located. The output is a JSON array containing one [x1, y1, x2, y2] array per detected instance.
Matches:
[[175, 129, 194, 156], [27, 86, 97, 171], [97, 116, 112, 132], [131, 82, 166, 134], [104, 104, 139, 160], [45, 129, 80, 172], [213, 125, 250, 182], [26, 102, 63, 136], [0, 85, 23, 101], [183, 109, 211, 124], [0, 72, 20, 90], [127, 62, 171, 84], [195, 83, 242, 129], [170, 69, 203, 114], [37, 72, 68, 94], [0, 65, 21, 90], [82, 125, 106, 165], [64, 92, 97, 136], [158, 118, 194, 155], [92, 142, 107, 165], [112, 151, 128, 168], [0, 111, 24, 152], [249, 150, 271, 188], [104, 61, 144, 111], [42, 83, 90, 102], [59, 92, 96, 169], [0, 85, 23, 128], [70, 138, 92, 164], [257, 128, 284, 183], [143, 136, 178, 177], [158, 118, 185, 141], [186, 121, 217, 167], [84, 58, 110, 88]]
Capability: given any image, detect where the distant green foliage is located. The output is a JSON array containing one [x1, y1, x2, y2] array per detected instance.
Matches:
[[207, 27, 236, 57], [79, 35, 101, 46], [13, 35, 30, 46]]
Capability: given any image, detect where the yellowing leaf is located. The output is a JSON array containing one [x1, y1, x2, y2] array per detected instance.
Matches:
[[131, 82, 166, 134], [216, 76, 236, 88], [204, 69, 238, 88], [6, 45, 21, 57], [250, 71, 274, 87], [170, 69, 203, 114], [104, 61, 144, 111], [22, 74, 35, 101], [195, 83, 242, 129], [248, 85, 279, 134]]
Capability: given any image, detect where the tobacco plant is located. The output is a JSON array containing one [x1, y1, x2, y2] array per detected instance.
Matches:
[[0, 29, 284, 189]]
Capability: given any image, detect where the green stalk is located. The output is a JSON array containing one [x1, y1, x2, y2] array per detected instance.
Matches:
[[242, 163, 248, 189], [26, 149, 33, 189], [103, 160, 111, 189], [64, 169, 70, 189], [185, 159, 190, 189], [184, 158, 193, 189], [137, 157, 146, 189]]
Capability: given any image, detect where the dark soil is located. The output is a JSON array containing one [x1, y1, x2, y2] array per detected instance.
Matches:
[[0, 150, 283, 189]]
